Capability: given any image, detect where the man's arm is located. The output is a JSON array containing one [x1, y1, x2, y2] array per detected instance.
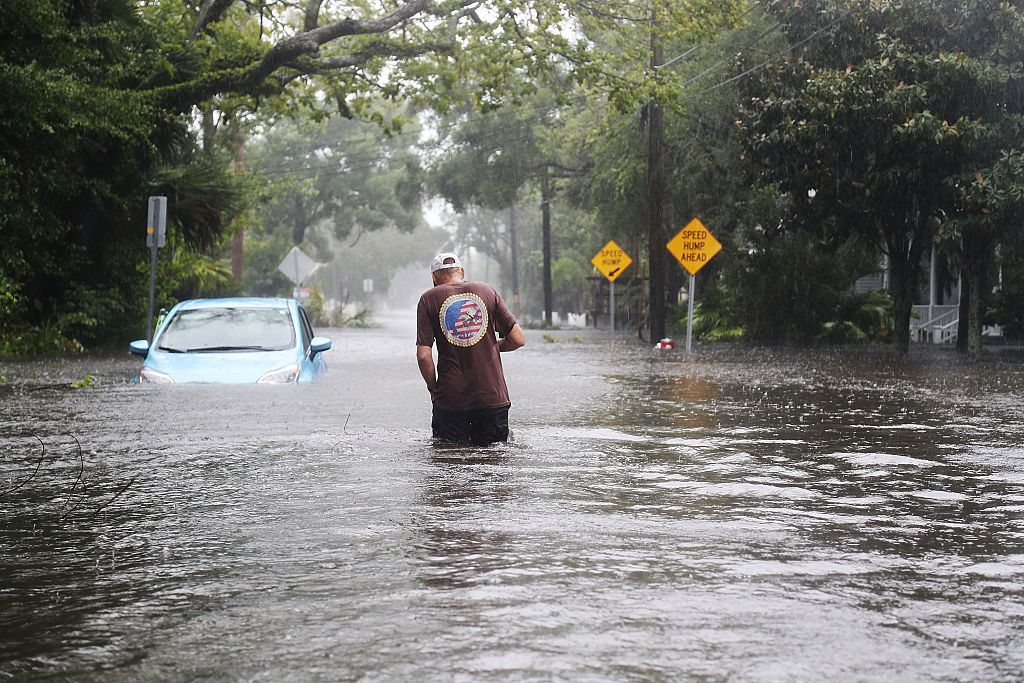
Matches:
[[416, 344, 437, 394], [498, 324, 526, 352]]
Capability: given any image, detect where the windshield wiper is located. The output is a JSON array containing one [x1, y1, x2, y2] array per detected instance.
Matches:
[[185, 345, 276, 352], [157, 346, 186, 353]]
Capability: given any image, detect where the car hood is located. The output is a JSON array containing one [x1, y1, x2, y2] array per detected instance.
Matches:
[[144, 348, 303, 384]]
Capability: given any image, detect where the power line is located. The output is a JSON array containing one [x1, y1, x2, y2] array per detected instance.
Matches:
[[656, 0, 765, 70], [698, 0, 872, 95]]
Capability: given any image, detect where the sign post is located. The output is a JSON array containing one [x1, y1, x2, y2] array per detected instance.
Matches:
[[591, 240, 633, 331], [666, 218, 722, 353], [277, 246, 318, 298], [145, 196, 167, 342]]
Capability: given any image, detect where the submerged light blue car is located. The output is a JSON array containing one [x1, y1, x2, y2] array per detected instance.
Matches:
[[129, 297, 332, 384]]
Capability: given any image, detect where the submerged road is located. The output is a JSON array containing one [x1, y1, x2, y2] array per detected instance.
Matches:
[[1, 312, 1023, 681]]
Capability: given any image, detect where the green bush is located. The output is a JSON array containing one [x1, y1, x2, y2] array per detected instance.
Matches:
[[305, 285, 326, 325], [725, 231, 876, 345], [685, 302, 744, 342], [820, 290, 893, 344]]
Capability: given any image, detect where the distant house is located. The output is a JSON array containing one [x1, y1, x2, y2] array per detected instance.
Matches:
[[853, 248, 963, 344]]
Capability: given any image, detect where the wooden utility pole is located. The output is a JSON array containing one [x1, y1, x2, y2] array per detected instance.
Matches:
[[541, 165, 553, 325], [647, 9, 667, 341], [509, 204, 521, 319]]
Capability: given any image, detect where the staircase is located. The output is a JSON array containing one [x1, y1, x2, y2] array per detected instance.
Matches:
[[911, 305, 959, 344]]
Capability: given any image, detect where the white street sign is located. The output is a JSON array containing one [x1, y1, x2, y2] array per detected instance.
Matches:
[[278, 246, 318, 285]]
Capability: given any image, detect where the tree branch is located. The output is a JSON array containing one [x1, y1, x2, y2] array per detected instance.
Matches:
[[314, 41, 453, 70], [307, 0, 432, 45], [249, 0, 433, 87], [303, 0, 323, 32], [190, 0, 237, 41], [159, 0, 450, 111]]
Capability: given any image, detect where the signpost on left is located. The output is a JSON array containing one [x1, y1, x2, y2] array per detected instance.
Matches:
[[591, 240, 632, 331], [146, 196, 167, 342]]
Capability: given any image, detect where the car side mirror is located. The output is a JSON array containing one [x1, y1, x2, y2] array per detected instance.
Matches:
[[129, 339, 150, 356], [310, 336, 332, 357]]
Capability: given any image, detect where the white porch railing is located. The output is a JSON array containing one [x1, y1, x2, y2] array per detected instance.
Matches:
[[911, 304, 959, 344]]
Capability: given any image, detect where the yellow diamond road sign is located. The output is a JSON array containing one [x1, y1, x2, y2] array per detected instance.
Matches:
[[592, 240, 632, 282], [667, 218, 722, 275]]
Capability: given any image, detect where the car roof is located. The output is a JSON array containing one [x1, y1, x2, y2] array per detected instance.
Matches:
[[175, 297, 296, 310]]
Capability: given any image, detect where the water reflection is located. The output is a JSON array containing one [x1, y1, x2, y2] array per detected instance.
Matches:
[[415, 448, 516, 590]]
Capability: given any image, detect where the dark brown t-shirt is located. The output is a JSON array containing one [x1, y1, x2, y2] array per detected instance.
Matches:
[[416, 280, 518, 411]]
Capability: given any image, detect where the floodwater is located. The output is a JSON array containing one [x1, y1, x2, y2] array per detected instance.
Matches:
[[2, 313, 1023, 682]]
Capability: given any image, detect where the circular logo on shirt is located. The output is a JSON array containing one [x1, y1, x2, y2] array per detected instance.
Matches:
[[439, 293, 489, 347]]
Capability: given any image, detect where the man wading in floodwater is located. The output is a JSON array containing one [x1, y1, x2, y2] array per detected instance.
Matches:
[[416, 252, 526, 445]]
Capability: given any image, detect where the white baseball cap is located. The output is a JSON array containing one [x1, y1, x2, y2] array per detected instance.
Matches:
[[430, 252, 462, 273]]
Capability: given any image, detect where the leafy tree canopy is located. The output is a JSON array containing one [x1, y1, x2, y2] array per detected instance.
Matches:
[[738, 0, 1024, 354]]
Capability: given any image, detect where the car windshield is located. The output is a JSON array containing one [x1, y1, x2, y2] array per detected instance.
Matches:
[[156, 307, 295, 352]]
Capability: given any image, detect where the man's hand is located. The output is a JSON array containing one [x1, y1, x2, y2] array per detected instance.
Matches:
[[498, 324, 526, 352]]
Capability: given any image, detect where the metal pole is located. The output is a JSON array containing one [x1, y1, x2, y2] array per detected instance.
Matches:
[[610, 281, 615, 332], [146, 244, 158, 342], [541, 168, 553, 325], [928, 245, 937, 342], [686, 273, 695, 353]]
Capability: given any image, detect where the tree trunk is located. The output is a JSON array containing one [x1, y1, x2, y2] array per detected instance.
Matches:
[[962, 231, 994, 361], [889, 260, 915, 355], [886, 201, 932, 356], [966, 266, 983, 360], [956, 275, 969, 353]]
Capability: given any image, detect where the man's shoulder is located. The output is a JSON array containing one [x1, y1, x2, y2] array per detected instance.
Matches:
[[418, 285, 447, 302], [462, 280, 498, 296]]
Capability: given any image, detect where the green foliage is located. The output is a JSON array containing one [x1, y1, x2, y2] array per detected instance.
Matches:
[[551, 255, 591, 315], [248, 112, 425, 247], [58, 283, 131, 348], [0, 0, 247, 354], [2, 0, 572, 354], [428, 96, 552, 211], [988, 236, 1024, 338], [818, 291, 894, 345], [5, 0, 1023, 357], [70, 375, 97, 389], [687, 303, 744, 342], [148, 153, 248, 251], [0, 324, 84, 358], [161, 249, 236, 301], [553, 0, 751, 114], [0, 269, 20, 324], [304, 285, 326, 326], [818, 321, 868, 345], [724, 231, 875, 345], [739, 0, 1024, 353], [338, 307, 376, 329]]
